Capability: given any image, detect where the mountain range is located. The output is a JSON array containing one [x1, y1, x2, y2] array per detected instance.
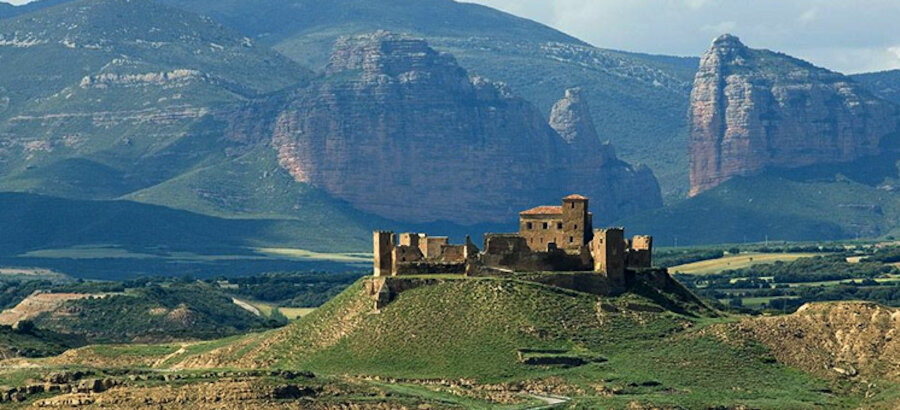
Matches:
[[0, 0, 898, 257]]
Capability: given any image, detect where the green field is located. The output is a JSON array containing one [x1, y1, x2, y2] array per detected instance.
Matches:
[[670, 253, 820, 275]]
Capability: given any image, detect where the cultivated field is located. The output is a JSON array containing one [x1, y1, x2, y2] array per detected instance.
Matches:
[[670, 253, 820, 275], [0, 292, 99, 325]]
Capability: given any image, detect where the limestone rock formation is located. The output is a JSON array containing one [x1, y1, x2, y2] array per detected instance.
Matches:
[[689, 34, 900, 196], [550, 88, 599, 145], [272, 32, 661, 224]]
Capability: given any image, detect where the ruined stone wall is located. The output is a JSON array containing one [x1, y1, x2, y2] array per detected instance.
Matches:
[[398, 233, 420, 248], [394, 262, 466, 276], [373, 231, 395, 277], [481, 242, 592, 273], [627, 250, 652, 269], [483, 234, 531, 255], [437, 245, 466, 263], [392, 245, 424, 275], [592, 228, 626, 288], [420, 236, 448, 259], [627, 235, 653, 268]]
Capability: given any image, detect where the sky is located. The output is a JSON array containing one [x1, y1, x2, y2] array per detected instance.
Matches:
[[3, 0, 898, 74], [467, 0, 900, 74]]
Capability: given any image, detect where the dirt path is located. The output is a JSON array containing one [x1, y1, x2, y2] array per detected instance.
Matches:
[[527, 393, 570, 409], [231, 298, 262, 316]]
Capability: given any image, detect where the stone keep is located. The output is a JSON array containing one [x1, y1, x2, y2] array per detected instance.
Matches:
[[592, 228, 625, 286]]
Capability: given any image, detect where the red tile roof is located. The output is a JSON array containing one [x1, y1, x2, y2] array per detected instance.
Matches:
[[519, 205, 563, 216], [563, 194, 588, 200]]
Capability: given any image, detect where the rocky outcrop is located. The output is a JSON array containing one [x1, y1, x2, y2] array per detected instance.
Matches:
[[725, 302, 900, 383], [273, 32, 661, 224], [689, 34, 900, 196]]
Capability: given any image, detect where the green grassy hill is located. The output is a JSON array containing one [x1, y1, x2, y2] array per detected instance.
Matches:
[[0, 325, 83, 359], [0, 0, 310, 202], [619, 157, 900, 246], [142, 275, 882, 408], [3, 274, 898, 407], [29, 283, 275, 343], [0, 192, 374, 255]]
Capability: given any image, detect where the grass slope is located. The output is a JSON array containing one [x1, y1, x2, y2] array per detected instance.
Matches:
[[0, 325, 83, 358], [671, 253, 821, 275], [30, 284, 273, 343], [149, 276, 870, 407], [619, 163, 900, 246], [0, 0, 311, 206]]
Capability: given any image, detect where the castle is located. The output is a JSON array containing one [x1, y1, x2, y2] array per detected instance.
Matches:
[[373, 195, 653, 290]]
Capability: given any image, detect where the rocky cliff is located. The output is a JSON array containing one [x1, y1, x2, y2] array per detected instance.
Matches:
[[689, 34, 900, 196], [272, 33, 661, 224]]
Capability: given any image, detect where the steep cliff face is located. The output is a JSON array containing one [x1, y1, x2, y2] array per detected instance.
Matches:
[[689, 34, 899, 196], [272, 33, 661, 224]]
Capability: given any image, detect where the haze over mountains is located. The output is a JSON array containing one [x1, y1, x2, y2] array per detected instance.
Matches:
[[0, 0, 898, 255]]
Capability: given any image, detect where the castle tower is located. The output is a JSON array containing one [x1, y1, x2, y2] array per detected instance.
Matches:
[[561, 194, 590, 250], [591, 228, 625, 286], [628, 235, 653, 268], [373, 231, 395, 277], [398, 233, 420, 248]]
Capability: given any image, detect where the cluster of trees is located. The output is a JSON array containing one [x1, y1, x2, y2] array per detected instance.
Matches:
[[31, 284, 279, 344], [864, 246, 900, 263], [206, 271, 363, 308], [678, 254, 900, 314], [654, 249, 725, 268]]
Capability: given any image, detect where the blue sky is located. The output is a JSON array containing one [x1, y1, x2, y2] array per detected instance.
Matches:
[[3, 0, 898, 73], [468, 0, 900, 74]]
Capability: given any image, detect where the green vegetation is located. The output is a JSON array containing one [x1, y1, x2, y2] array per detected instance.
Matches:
[[0, 323, 84, 358], [0, 272, 897, 407], [158, 276, 876, 408], [621, 160, 900, 245], [670, 253, 822, 275], [675, 252, 900, 312], [208, 271, 363, 308], [148, 0, 698, 199], [21, 282, 280, 344], [850, 69, 900, 105], [654, 248, 725, 268]]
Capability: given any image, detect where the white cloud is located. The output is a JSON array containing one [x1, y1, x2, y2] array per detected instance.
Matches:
[[466, 0, 900, 73], [890, 46, 900, 60], [701, 21, 737, 34], [798, 7, 819, 24], [683, 0, 712, 10]]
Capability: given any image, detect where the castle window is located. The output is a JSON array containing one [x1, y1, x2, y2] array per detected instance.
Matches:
[[557, 222, 563, 229], [574, 224, 578, 230], [569, 236, 574, 243], [526, 222, 533, 230], [571, 202, 575, 209], [542, 222, 548, 230]]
